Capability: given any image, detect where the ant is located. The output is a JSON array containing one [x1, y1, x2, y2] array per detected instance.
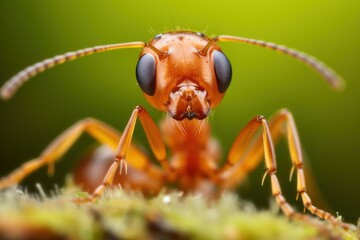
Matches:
[[0, 31, 355, 231]]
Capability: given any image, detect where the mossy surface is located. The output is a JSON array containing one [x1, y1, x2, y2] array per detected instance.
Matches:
[[0, 185, 358, 240]]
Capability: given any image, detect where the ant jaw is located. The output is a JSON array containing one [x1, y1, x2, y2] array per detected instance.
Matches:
[[169, 110, 208, 121], [184, 111, 198, 120], [166, 83, 210, 121]]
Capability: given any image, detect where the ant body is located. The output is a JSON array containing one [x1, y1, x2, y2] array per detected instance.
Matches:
[[0, 31, 354, 230]]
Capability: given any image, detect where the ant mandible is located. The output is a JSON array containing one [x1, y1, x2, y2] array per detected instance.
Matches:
[[0, 31, 354, 230]]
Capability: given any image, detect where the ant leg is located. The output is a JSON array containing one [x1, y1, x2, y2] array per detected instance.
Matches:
[[0, 117, 163, 190], [88, 106, 170, 201], [74, 145, 164, 194], [218, 109, 288, 188], [217, 110, 354, 230]]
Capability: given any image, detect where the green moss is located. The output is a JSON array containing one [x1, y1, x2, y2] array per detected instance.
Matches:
[[0, 185, 358, 240]]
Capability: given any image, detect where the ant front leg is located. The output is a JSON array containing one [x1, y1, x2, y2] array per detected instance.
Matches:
[[217, 109, 355, 230], [86, 106, 171, 201], [0, 111, 166, 193], [0, 117, 123, 189]]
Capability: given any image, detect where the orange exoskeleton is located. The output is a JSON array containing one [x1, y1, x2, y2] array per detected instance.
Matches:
[[0, 31, 355, 231]]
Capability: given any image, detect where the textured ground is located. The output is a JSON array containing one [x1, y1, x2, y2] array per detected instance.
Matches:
[[0, 184, 358, 240]]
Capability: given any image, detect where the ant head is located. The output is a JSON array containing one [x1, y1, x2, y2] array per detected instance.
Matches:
[[136, 31, 232, 121], [2, 30, 342, 113]]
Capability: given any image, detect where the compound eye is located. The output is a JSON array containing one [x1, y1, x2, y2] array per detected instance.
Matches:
[[213, 50, 232, 93], [136, 54, 156, 96]]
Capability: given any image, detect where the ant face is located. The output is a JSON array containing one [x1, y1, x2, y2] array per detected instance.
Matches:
[[136, 32, 232, 120]]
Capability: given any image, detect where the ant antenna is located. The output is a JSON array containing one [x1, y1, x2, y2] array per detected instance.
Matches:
[[217, 35, 345, 90], [145, 43, 168, 59], [0, 41, 145, 100], [198, 37, 218, 56]]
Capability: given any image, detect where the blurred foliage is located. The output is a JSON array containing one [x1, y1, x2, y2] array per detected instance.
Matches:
[[0, 0, 359, 224], [0, 187, 358, 240]]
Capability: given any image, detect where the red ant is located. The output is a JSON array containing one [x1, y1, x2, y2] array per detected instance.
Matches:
[[0, 31, 355, 230]]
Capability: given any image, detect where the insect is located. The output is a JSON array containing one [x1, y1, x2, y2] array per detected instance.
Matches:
[[0, 31, 354, 230]]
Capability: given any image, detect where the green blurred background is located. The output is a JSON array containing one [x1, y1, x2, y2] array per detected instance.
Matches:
[[0, 1, 359, 223]]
